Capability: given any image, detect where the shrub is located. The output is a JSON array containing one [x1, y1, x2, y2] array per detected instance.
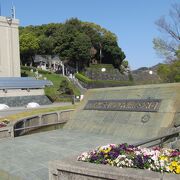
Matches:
[[75, 73, 133, 88], [89, 64, 114, 69], [75, 73, 92, 84]]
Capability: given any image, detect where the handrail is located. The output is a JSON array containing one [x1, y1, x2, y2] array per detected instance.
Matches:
[[13, 109, 75, 136], [133, 128, 180, 148], [14, 121, 67, 131], [13, 109, 75, 125]]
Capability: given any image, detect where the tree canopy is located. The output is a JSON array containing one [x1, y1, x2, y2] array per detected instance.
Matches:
[[19, 18, 126, 71], [154, 3, 180, 83], [153, 3, 180, 62]]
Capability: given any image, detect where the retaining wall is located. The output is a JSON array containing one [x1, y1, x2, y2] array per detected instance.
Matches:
[[49, 159, 179, 180], [0, 109, 74, 138]]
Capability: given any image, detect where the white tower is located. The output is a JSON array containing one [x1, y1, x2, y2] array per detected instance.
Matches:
[[0, 16, 20, 77]]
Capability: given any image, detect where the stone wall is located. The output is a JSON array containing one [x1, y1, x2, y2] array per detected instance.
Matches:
[[0, 16, 20, 77], [49, 159, 179, 180], [0, 95, 52, 107], [0, 89, 44, 97], [0, 127, 12, 139], [64, 83, 180, 144], [85, 68, 129, 81]]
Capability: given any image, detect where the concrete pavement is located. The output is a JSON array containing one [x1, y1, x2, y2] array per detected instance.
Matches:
[[0, 129, 128, 180]]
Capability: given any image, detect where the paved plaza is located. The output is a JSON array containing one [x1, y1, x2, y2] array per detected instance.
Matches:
[[0, 129, 130, 180]]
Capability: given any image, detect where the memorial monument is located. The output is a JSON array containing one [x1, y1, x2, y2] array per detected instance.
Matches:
[[0, 16, 20, 77]]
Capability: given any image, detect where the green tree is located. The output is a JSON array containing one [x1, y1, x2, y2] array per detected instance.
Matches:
[[72, 32, 91, 70], [153, 3, 180, 62], [157, 64, 171, 82], [19, 18, 126, 71], [38, 35, 54, 55], [157, 59, 180, 83], [20, 32, 40, 65], [102, 32, 125, 68], [58, 80, 73, 95]]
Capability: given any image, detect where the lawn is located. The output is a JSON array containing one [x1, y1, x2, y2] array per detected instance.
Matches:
[[0, 105, 76, 122], [21, 66, 80, 102]]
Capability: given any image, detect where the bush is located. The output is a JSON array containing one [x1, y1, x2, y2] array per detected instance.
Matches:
[[89, 64, 114, 69], [21, 66, 36, 71], [37, 69, 52, 75], [75, 73, 133, 88], [58, 80, 74, 95], [75, 73, 92, 84]]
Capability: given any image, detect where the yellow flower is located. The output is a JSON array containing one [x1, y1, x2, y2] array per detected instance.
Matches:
[[175, 165, 180, 174], [104, 154, 108, 158], [169, 165, 174, 172], [107, 159, 113, 165], [171, 161, 178, 167], [99, 146, 111, 154], [160, 156, 168, 161]]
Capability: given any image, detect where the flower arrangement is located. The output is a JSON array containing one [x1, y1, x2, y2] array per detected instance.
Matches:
[[77, 143, 180, 174]]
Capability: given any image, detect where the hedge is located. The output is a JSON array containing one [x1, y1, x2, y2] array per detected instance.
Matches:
[[89, 64, 114, 69], [75, 73, 134, 88], [75, 73, 92, 84]]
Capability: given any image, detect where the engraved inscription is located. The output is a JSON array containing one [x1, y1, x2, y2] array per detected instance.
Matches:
[[84, 99, 161, 112]]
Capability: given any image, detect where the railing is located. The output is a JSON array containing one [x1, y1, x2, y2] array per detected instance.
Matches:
[[14, 121, 67, 132], [67, 76, 87, 94], [13, 109, 74, 137], [133, 127, 180, 148]]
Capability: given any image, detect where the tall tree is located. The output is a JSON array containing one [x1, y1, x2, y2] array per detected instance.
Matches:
[[19, 18, 126, 70], [153, 3, 180, 62], [20, 32, 40, 65]]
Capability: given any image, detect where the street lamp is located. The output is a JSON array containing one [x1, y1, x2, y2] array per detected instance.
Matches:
[[149, 70, 153, 75], [149, 70, 153, 84], [101, 68, 106, 72]]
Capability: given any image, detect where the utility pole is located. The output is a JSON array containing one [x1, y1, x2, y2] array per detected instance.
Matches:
[[0, 2, 1, 16], [11, 3, 15, 19]]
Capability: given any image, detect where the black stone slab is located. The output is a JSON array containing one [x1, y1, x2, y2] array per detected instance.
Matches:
[[84, 99, 161, 112]]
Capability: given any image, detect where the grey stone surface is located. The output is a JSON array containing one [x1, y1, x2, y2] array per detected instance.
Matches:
[[49, 159, 179, 180], [0, 127, 11, 139], [174, 113, 180, 127], [85, 68, 129, 81], [0, 129, 124, 179], [0, 83, 180, 179], [65, 83, 180, 141], [0, 95, 52, 107], [0, 169, 22, 180]]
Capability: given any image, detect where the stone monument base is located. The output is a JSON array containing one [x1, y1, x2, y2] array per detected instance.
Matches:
[[49, 158, 178, 180]]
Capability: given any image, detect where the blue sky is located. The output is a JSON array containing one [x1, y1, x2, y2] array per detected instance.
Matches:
[[0, 0, 178, 69]]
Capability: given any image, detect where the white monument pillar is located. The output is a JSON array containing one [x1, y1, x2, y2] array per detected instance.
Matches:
[[0, 16, 20, 77], [60, 61, 65, 76]]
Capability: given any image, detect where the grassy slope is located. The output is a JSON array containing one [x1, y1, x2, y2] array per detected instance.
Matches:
[[21, 67, 80, 102], [0, 105, 76, 122]]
